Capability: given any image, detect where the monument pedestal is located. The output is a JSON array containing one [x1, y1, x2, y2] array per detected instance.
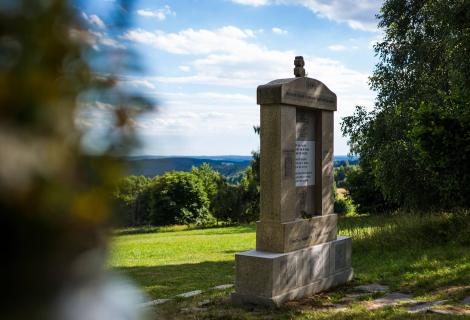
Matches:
[[232, 236, 353, 307], [256, 214, 337, 252]]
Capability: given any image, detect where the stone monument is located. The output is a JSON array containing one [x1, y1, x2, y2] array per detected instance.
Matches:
[[231, 56, 353, 307]]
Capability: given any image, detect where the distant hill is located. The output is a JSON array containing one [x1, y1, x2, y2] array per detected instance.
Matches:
[[124, 155, 359, 181], [334, 155, 359, 166], [124, 156, 251, 182], [126, 155, 252, 162]]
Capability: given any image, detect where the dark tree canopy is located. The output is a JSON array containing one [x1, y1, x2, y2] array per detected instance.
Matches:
[[342, 0, 470, 210]]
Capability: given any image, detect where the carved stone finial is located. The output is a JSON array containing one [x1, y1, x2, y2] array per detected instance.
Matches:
[[294, 56, 305, 77]]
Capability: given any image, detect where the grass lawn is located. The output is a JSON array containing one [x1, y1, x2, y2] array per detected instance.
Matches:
[[109, 213, 470, 319]]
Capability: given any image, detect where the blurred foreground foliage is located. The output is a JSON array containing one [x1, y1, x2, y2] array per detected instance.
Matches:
[[0, 0, 151, 318]]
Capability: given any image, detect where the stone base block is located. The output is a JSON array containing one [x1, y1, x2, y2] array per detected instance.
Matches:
[[256, 214, 337, 252], [232, 236, 353, 307]]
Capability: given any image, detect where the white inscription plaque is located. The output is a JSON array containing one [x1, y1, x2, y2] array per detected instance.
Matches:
[[296, 141, 315, 187]]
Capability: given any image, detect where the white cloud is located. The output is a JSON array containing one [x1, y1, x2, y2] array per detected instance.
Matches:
[[133, 91, 256, 137], [123, 26, 372, 101], [159, 91, 253, 105], [89, 31, 126, 50], [300, 0, 381, 31], [120, 79, 156, 90], [137, 5, 175, 21], [328, 44, 347, 51], [122, 25, 375, 155], [231, 0, 381, 32], [89, 14, 106, 29], [178, 65, 191, 72], [231, 0, 270, 6], [121, 26, 257, 55], [272, 27, 288, 35], [82, 12, 106, 29]]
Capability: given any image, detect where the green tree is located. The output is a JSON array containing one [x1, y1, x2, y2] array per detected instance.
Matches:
[[237, 125, 261, 222], [239, 165, 260, 222], [191, 163, 224, 215], [342, 0, 470, 210], [212, 183, 244, 224], [149, 171, 210, 226], [335, 167, 345, 188], [114, 175, 152, 226], [344, 166, 391, 214]]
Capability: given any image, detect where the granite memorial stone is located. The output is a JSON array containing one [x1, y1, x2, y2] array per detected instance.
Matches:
[[232, 56, 353, 307]]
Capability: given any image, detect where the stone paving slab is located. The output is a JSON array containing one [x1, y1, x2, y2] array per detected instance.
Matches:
[[138, 299, 171, 307], [213, 284, 234, 290], [365, 293, 414, 310], [355, 283, 389, 293], [406, 300, 447, 314], [430, 306, 470, 316], [433, 285, 470, 295], [176, 290, 203, 298]]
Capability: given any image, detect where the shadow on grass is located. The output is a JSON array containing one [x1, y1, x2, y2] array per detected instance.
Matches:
[[344, 212, 470, 295], [223, 250, 243, 254], [113, 260, 235, 299]]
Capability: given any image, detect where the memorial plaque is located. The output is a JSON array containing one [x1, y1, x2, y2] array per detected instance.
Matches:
[[296, 140, 315, 187]]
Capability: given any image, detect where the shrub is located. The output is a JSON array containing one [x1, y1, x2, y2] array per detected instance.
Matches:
[[149, 171, 210, 226], [345, 165, 394, 214], [334, 197, 355, 216], [212, 184, 244, 224]]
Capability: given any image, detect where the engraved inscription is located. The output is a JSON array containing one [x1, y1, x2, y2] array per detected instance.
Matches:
[[290, 233, 312, 245], [296, 141, 315, 186], [285, 90, 336, 105]]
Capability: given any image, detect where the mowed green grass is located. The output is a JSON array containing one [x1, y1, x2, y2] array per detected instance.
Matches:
[[108, 225, 256, 298], [109, 214, 470, 319]]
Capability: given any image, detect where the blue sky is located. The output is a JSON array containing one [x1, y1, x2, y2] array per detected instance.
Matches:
[[79, 0, 382, 156]]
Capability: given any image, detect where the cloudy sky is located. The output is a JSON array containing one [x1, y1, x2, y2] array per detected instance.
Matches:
[[80, 0, 382, 156]]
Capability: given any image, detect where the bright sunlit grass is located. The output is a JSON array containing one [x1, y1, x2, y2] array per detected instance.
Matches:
[[109, 213, 470, 319], [108, 224, 256, 298]]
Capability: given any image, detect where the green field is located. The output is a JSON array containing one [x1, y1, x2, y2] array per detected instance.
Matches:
[[109, 213, 470, 319]]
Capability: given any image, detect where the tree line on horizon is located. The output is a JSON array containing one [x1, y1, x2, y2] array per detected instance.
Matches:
[[113, 160, 261, 227], [113, 157, 359, 227]]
